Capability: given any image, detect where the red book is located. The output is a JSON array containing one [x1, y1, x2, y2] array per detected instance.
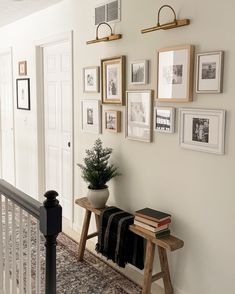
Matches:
[[135, 215, 171, 227]]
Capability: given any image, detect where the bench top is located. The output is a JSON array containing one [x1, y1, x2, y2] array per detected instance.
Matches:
[[75, 197, 184, 252]]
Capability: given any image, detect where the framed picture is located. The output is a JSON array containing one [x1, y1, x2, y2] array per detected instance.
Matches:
[[83, 66, 99, 93], [130, 60, 149, 85], [157, 44, 194, 102], [101, 56, 125, 105], [19, 61, 27, 76], [126, 90, 153, 142], [179, 108, 226, 154], [81, 99, 101, 134], [196, 51, 224, 93], [16, 78, 30, 110], [104, 110, 121, 133], [154, 107, 175, 133]]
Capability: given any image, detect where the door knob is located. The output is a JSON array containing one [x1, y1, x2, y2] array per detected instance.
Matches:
[[68, 142, 71, 147]]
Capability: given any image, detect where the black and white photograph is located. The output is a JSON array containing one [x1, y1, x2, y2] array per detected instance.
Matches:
[[87, 108, 94, 125], [126, 90, 153, 142], [101, 56, 125, 105], [130, 60, 148, 85], [104, 110, 121, 132], [107, 64, 118, 97], [201, 62, 216, 79], [192, 118, 209, 143], [179, 108, 226, 154], [130, 102, 146, 123], [154, 107, 175, 133], [81, 100, 101, 134], [163, 64, 183, 84], [16, 78, 30, 110], [196, 51, 224, 93], [83, 67, 99, 93]]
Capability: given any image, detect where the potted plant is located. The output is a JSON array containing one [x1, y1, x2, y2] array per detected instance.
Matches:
[[78, 138, 121, 208]]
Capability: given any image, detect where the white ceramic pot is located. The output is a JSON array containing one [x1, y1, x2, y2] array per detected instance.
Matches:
[[87, 187, 109, 208]]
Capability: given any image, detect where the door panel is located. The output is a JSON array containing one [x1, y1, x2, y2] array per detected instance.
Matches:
[[43, 42, 73, 221], [0, 51, 15, 185]]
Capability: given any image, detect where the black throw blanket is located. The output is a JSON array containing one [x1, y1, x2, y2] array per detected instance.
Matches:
[[96, 206, 144, 269]]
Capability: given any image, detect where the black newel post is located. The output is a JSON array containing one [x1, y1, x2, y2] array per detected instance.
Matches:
[[40, 190, 62, 294]]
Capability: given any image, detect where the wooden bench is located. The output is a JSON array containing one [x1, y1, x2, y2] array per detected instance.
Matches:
[[75, 197, 184, 294]]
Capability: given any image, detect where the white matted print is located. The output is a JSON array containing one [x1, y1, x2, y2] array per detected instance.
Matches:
[[83, 66, 99, 93], [16, 78, 30, 110], [104, 110, 121, 132], [126, 90, 153, 142], [101, 56, 125, 105], [81, 100, 101, 133], [154, 107, 175, 133], [179, 108, 226, 154], [196, 51, 224, 93], [157, 45, 194, 102], [130, 60, 149, 85]]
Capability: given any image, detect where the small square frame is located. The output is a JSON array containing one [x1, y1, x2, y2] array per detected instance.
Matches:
[[19, 61, 27, 76], [154, 107, 175, 133], [16, 78, 30, 110], [130, 60, 149, 85], [104, 110, 121, 133], [83, 66, 100, 93], [179, 108, 226, 154], [196, 51, 224, 93]]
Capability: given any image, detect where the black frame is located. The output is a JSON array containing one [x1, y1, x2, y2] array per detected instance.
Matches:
[[16, 78, 30, 110]]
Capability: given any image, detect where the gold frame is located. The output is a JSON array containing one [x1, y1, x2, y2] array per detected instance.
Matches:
[[101, 56, 126, 105], [104, 110, 121, 133], [157, 44, 194, 102], [19, 61, 27, 76]]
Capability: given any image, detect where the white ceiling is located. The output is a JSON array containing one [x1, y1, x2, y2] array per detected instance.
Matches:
[[0, 0, 63, 27]]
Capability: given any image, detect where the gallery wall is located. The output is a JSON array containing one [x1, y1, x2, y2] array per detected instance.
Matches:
[[0, 0, 234, 293]]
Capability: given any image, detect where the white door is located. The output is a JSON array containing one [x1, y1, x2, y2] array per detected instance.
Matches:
[[0, 50, 15, 185], [43, 42, 73, 221]]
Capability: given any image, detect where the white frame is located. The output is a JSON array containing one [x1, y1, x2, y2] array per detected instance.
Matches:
[[81, 99, 102, 134], [83, 66, 100, 93], [179, 108, 226, 154], [126, 90, 153, 143], [196, 51, 224, 93], [130, 59, 149, 85], [154, 107, 175, 133]]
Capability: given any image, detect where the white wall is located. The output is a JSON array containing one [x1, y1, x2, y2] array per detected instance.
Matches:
[[0, 0, 234, 293]]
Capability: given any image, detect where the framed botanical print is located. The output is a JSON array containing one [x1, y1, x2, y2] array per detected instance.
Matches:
[[101, 56, 125, 105], [157, 45, 194, 102], [126, 90, 153, 142], [130, 60, 149, 85], [16, 78, 30, 110], [179, 108, 226, 154], [19, 61, 27, 76], [154, 107, 175, 133], [83, 66, 99, 93], [196, 51, 224, 93], [81, 99, 101, 134], [104, 110, 121, 133]]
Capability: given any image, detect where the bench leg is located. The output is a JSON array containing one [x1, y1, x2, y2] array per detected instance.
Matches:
[[95, 214, 100, 231], [142, 240, 155, 294], [77, 209, 91, 261], [158, 246, 173, 294]]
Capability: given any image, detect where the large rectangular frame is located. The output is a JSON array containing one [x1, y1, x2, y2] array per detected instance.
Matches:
[[157, 44, 194, 102], [101, 56, 125, 105], [179, 108, 226, 154]]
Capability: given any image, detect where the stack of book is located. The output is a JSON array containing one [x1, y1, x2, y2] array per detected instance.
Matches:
[[134, 208, 171, 238]]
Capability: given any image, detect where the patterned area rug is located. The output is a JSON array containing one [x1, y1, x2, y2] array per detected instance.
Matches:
[[56, 233, 142, 293]]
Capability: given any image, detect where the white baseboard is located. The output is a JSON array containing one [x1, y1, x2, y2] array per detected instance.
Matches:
[[63, 221, 164, 294]]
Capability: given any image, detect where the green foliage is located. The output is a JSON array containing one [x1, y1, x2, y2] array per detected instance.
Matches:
[[77, 138, 121, 190]]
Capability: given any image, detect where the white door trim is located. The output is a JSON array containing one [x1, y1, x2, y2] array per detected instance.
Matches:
[[35, 31, 74, 224], [0, 47, 16, 185]]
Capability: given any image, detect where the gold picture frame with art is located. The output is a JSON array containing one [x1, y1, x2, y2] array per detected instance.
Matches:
[[19, 61, 27, 76], [101, 56, 126, 105], [104, 110, 121, 133]]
